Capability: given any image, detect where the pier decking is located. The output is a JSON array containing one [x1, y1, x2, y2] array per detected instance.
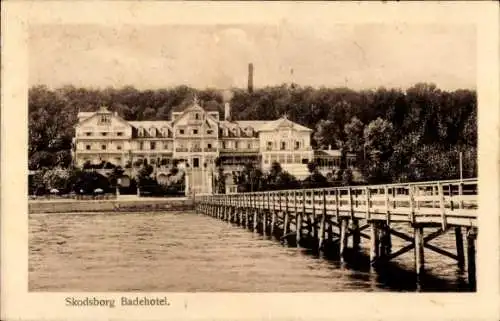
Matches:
[[196, 178, 478, 288]]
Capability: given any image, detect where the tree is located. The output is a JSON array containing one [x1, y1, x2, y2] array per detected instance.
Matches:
[[344, 116, 365, 155], [362, 118, 394, 183]]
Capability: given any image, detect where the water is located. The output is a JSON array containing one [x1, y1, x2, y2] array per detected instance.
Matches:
[[29, 211, 471, 292]]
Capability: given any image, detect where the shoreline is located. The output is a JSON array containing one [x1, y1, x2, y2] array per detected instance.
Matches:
[[28, 197, 194, 214]]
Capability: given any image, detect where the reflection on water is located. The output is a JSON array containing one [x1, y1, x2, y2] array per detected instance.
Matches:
[[29, 212, 471, 292]]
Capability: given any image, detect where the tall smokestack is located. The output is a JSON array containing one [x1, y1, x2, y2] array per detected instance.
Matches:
[[224, 102, 231, 121], [248, 63, 254, 93]]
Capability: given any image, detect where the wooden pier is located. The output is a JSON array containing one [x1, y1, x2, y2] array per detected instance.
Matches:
[[195, 178, 478, 288]]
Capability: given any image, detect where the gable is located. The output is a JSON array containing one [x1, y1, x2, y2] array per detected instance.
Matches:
[[172, 105, 206, 126], [259, 117, 312, 132], [76, 112, 131, 130]]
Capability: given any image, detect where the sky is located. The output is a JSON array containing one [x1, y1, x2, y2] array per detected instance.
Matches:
[[29, 23, 476, 91]]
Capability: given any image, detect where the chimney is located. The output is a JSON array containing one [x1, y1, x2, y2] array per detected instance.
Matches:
[[224, 102, 231, 121], [248, 63, 254, 93]]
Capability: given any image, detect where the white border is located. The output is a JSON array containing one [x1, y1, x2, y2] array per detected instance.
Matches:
[[2, 2, 499, 320]]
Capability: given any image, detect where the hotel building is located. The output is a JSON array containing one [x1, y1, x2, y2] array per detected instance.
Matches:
[[73, 97, 355, 194]]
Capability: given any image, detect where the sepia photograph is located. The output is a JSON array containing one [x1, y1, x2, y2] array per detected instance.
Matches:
[[2, 1, 499, 321], [27, 22, 478, 293]]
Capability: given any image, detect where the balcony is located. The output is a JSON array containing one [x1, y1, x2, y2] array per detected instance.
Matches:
[[204, 148, 218, 152], [221, 147, 259, 153], [175, 147, 189, 152], [190, 147, 202, 152]]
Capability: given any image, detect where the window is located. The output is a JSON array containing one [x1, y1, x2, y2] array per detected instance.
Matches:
[[85, 132, 92, 136], [294, 154, 301, 163], [139, 142, 144, 150], [99, 115, 111, 124], [267, 141, 272, 150], [302, 158, 309, 164], [164, 142, 170, 149], [287, 154, 293, 163], [193, 129, 198, 135], [247, 143, 251, 149], [179, 129, 185, 135], [151, 142, 156, 150], [207, 130, 213, 135], [195, 113, 200, 120], [101, 132, 107, 136], [85, 145, 91, 150], [222, 142, 226, 149], [234, 141, 239, 149], [117, 145, 122, 150], [150, 128, 156, 137], [101, 145, 107, 150], [295, 141, 300, 150], [138, 128, 144, 137], [117, 132, 123, 136], [281, 141, 286, 150], [207, 143, 212, 149]]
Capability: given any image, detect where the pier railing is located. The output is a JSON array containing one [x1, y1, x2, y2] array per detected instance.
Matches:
[[196, 178, 478, 287], [198, 178, 477, 227]]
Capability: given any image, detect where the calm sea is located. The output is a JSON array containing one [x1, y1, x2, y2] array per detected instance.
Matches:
[[29, 211, 472, 292]]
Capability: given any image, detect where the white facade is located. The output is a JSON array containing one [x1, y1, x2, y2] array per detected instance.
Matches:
[[73, 100, 344, 195]]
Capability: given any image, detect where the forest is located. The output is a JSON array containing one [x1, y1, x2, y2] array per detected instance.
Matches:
[[29, 82, 477, 187]]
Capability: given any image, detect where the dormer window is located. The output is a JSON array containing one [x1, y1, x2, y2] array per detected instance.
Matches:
[[194, 113, 200, 120], [138, 128, 145, 137], [99, 114, 111, 125], [149, 128, 156, 137], [295, 141, 300, 150], [281, 141, 286, 150]]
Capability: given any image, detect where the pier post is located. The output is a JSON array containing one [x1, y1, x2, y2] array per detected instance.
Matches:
[[318, 189, 327, 252], [414, 226, 425, 276], [340, 218, 349, 260], [270, 193, 276, 235], [351, 218, 361, 252], [283, 210, 289, 238], [271, 210, 276, 235], [455, 227, 465, 269], [466, 227, 477, 289], [253, 209, 258, 232], [296, 190, 305, 246], [262, 210, 267, 236], [312, 192, 317, 240], [369, 222, 380, 265], [378, 223, 391, 257], [383, 223, 392, 256]]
